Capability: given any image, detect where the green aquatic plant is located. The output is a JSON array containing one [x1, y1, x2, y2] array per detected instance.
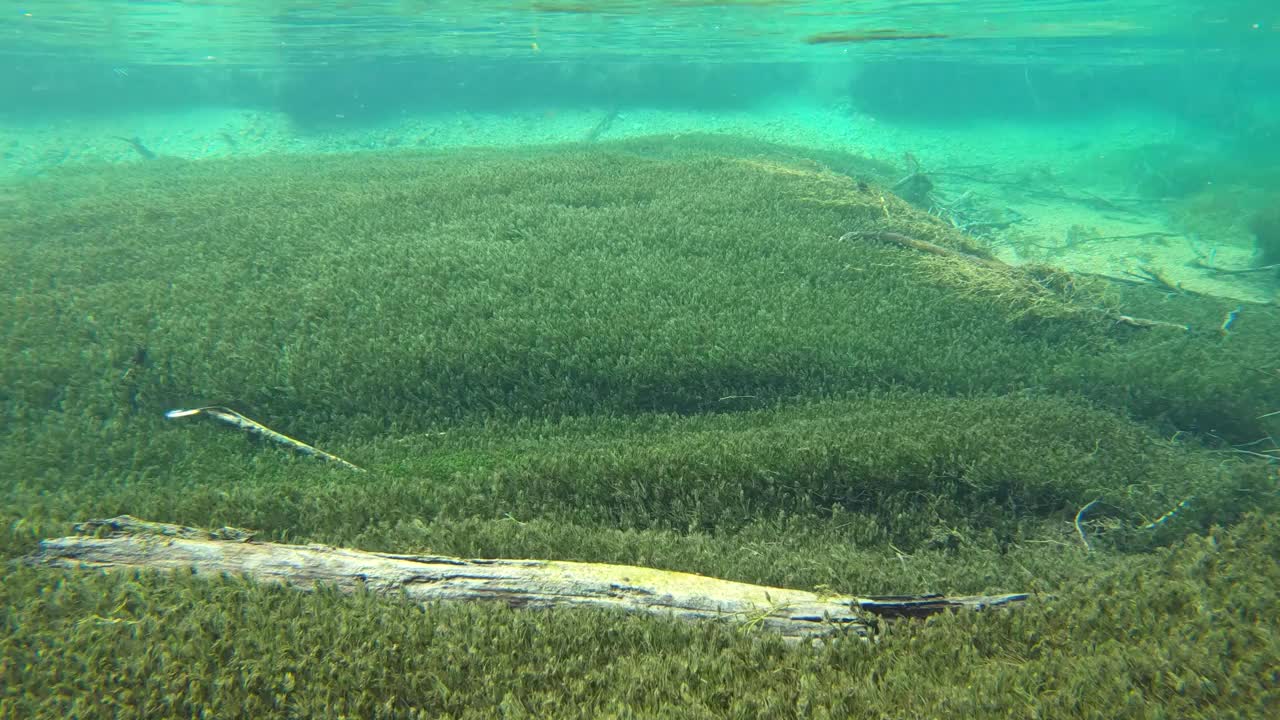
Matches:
[[2, 511, 1277, 718], [0, 135, 1277, 718]]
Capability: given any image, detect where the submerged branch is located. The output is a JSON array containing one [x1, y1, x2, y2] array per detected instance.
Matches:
[[840, 230, 1191, 332]]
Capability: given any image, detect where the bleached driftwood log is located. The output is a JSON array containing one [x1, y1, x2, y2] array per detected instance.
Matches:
[[26, 516, 1028, 642]]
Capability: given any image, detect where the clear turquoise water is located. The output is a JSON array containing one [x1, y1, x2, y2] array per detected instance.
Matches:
[[4, 1, 1276, 116], [2, 1, 1278, 299], [2, 8, 1279, 715]]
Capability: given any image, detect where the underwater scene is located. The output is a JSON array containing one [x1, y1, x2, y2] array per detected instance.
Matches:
[[2, 1, 1279, 718]]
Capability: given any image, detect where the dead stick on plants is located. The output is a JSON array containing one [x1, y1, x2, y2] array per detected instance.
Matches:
[[165, 406, 364, 472], [839, 231, 1190, 331], [1111, 314, 1191, 331], [1123, 265, 1201, 297], [839, 230, 1008, 270], [1192, 258, 1280, 276], [1074, 497, 1102, 552], [26, 516, 1029, 644]]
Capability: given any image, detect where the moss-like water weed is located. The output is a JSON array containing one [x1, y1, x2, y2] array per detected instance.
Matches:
[[2, 136, 1277, 717]]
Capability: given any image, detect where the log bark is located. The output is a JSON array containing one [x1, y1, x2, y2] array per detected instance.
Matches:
[[26, 516, 1028, 642]]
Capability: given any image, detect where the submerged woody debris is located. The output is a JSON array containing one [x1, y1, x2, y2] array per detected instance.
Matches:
[[165, 406, 364, 472]]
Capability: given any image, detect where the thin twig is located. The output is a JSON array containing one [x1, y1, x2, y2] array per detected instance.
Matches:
[[839, 230, 1005, 270], [165, 406, 364, 471], [1226, 448, 1280, 462], [1123, 265, 1200, 297], [1192, 258, 1280, 276], [1074, 497, 1102, 552], [1111, 314, 1190, 331], [1088, 231, 1182, 243], [841, 231, 1190, 331]]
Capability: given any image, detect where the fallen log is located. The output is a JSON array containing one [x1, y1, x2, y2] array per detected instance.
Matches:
[[25, 516, 1028, 643]]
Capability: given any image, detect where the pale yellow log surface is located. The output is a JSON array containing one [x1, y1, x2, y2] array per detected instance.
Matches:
[[27, 516, 1027, 642]]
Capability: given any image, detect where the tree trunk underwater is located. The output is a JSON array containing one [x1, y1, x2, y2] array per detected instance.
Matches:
[[26, 516, 1029, 643]]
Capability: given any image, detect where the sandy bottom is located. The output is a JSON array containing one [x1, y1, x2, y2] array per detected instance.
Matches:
[[1, 103, 1272, 304]]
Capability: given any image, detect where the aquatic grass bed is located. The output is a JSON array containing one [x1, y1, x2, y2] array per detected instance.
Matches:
[[1, 135, 1278, 718], [3, 136, 1277, 442], [3, 516, 1276, 719], [3, 392, 1271, 563]]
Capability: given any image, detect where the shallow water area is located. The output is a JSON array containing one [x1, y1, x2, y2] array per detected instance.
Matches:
[[2, 2, 1278, 718]]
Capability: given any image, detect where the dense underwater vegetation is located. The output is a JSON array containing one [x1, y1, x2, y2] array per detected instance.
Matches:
[[1, 136, 1277, 717]]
